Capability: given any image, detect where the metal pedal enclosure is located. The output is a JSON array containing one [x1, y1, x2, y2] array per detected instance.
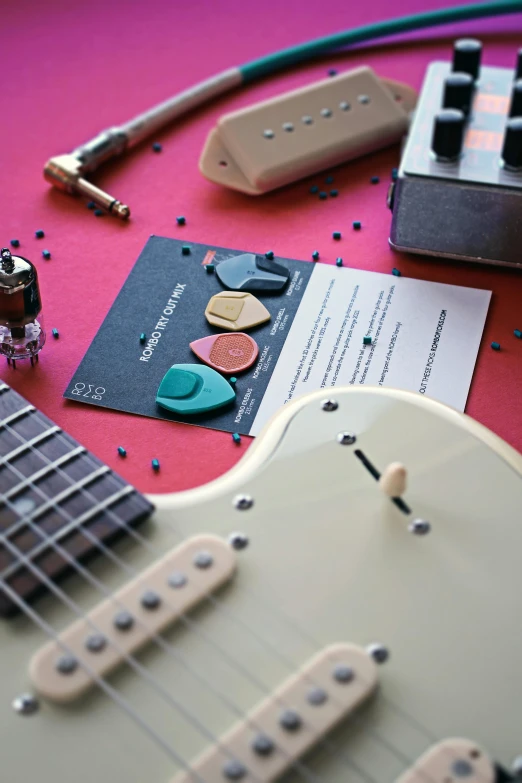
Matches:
[[389, 42, 522, 268]]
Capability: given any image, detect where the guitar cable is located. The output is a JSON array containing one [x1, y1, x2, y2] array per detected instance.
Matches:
[[44, 0, 522, 218]]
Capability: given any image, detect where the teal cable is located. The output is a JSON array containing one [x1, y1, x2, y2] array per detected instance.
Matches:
[[240, 0, 522, 81]]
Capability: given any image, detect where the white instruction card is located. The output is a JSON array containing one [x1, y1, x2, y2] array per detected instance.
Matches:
[[66, 237, 491, 436], [250, 264, 490, 435]]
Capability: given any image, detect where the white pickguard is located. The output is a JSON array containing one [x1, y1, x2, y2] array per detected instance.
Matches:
[[1, 386, 522, 783]]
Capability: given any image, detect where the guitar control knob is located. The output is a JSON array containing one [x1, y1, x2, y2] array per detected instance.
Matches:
[[501, 117, 522, 170], [515, 48, 522, 80], [452, 38, 482, 81], [508, 79, 522, 118], [431, 109, 465, 161], [443, 72, 474, 116]]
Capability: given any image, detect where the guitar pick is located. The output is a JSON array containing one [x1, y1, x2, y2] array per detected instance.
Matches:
[[156, 364, 236, 415], [190, 333, 258, 374], [205, 291, 271, 332], [215, 253, 289, 292]]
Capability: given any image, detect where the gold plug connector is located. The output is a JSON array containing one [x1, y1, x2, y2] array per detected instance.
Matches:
[[44, 154, 130, 219]]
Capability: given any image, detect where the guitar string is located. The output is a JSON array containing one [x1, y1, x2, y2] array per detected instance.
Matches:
[[0, 444, 363, 783], [0, 415, 456, 780], [0, 416, 431, 772], [0, 414, 483, 783], [0, 576, 207, 783]]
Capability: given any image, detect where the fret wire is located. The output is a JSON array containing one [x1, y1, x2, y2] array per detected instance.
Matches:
[[0, 425, 61, 466], [3, 445, 86, 500], [0, 404, 36, 428], [1, 485, 135, 580], [3, 465, 111, 540]]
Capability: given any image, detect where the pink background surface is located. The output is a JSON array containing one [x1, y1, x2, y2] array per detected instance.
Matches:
[[2, 0, 522, 494]]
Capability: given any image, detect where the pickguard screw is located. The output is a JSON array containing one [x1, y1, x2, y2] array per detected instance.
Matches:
[[12, 693, 39, 716], [321, 399, 338, 412], [229, 532, 249, 550], [367, 643, 389, 664], [233, 494, 254, 510], [409, 519, 431, 536], [337, 431, 356, 445]]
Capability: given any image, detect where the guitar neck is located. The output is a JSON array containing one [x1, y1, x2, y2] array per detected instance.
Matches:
[[0, 380, 154, 617]]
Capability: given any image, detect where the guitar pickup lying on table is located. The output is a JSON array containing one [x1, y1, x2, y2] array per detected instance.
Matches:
[[29, 534, 237, 702], [172, 643, 378, 783]]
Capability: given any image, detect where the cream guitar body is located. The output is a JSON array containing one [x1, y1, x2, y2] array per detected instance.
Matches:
[[1, 386, 522, 783]]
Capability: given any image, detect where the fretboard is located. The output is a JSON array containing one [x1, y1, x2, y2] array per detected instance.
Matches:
[[0, 381, 154, 617]]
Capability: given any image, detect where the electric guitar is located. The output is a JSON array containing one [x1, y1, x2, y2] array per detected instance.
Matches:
[[1, 379, 522, 783]]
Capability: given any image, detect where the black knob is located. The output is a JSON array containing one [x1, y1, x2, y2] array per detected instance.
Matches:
[[509, 79, 522, 117], [502, 117, 522, 170], [431, 109, 465, 161], [515, 48, 522, 80], [443, 72, 474, 116], [452, 39, 482, 81]]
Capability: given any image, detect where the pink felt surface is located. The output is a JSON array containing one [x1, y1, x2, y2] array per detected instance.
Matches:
[[2, 0, 522, 494]]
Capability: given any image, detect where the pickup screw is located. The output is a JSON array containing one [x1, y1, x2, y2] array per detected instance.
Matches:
[[233, 494, 253, 510], [252, 734, 275, 756], [337, 432, 356, 445], [321, 399, 338, 412], [85, 633, 107, 653], [56, 654, 78, 674], [12, 693, 39, 716], [452, 760, 474, 777], [223, 760, 247, 780], [280, 708, 302, 731], [193, 551, 213, 569], [367, 643, 389, 664]]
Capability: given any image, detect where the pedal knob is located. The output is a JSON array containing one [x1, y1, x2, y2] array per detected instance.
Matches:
[[508, 79, 522, 118], [431, 109, 465, 161], [443, 72, 474, 116], [501, 116, 522, 170], [452, 38, 482, 81]]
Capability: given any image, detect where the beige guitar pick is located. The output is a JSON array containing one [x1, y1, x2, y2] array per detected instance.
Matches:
[[204, 290, 271, 331]]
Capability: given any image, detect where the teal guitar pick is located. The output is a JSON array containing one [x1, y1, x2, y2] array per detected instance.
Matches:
[[156, 363, 236, 415]]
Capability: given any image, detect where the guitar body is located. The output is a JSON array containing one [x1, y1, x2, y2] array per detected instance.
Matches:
[[2, 386, 522, 783]]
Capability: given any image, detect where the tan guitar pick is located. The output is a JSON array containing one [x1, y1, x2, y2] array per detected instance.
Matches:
[[204, 290, 270, 331]]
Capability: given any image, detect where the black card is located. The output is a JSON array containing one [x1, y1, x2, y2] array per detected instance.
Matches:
[[65, 236, 314, 435]]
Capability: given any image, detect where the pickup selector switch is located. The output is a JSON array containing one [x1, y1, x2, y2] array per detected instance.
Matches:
[[501, 117, 522, 170], [508, 79, 522, 117], [452, 39, 482, 81], [431, 109, 465, 161], [443, 72, 474, 116]]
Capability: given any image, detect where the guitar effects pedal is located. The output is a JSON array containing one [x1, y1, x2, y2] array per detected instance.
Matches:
[[388, 40, 522, 268]]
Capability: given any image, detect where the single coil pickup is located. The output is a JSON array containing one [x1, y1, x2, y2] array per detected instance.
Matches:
[[354, 449, 412, 515], [396, 738, 496, 783], [172, 643, 378, 783], [29, 534, 236, 702]]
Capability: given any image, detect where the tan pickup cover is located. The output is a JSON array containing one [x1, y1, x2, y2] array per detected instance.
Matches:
[[172, 642, 377, 783], [29, 534, 236, 702]]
